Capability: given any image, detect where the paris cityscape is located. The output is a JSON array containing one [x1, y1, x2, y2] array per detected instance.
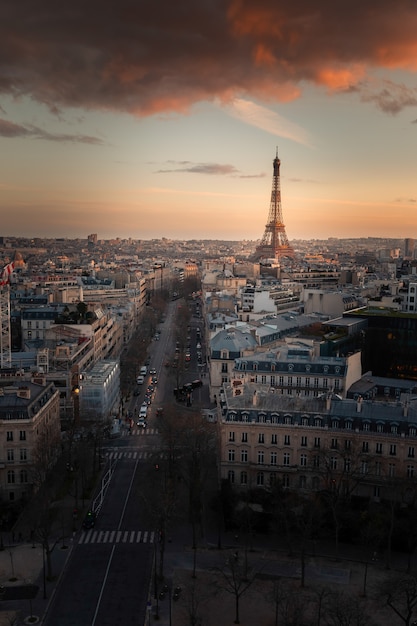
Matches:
[[2, 1, 417, 625]]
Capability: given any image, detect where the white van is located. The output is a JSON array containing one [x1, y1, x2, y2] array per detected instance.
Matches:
[[140, 366, 147, 376], [136, 375, 145, 385], [139, 404, 148, 419]]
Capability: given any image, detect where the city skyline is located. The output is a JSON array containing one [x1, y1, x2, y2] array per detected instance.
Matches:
[[1, 1, 417, 242]]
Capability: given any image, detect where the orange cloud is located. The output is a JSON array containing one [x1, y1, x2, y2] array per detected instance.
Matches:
[[0, 0, 416, 118]]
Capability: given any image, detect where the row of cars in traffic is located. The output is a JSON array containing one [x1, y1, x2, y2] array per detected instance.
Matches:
[[135, 364, 159, 427]]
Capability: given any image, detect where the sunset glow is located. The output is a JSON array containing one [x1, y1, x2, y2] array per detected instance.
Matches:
[[0, 0, 416, 241]]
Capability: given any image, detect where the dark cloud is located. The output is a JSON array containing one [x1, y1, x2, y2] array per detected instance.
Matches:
[[1, 0, 417, 116], [0, 118, 104, 144], [360, 80, 417, 114], [157, 162, 241, 176]]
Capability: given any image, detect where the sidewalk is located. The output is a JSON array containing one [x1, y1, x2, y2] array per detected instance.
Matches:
[[0, 531, 74, 625]]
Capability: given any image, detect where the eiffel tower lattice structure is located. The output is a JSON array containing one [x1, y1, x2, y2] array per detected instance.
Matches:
[[254, 151, 294, 261]]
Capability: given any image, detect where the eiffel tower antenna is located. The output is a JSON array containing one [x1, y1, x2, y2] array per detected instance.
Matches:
[[254, 151, 294, 261]]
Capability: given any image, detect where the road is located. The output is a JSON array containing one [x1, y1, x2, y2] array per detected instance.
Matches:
[[43, 301, 182, 626]]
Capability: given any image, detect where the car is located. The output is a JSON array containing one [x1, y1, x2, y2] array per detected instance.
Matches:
[[137, 417, 147, 428], [133, 388, 140, 396], [136, 375, 145, 385], [196, 343, 201, 349], [147, 385, 155, 394], [156, 407, 164, 417], [139, 403, 148, 417], [151, 376, 158, 385], [143, 395, 152, 405], [149, 368, 157, 375], [83, 510, 97, 529]]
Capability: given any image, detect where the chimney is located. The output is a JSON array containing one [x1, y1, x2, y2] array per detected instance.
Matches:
[[253, 390, 257, 406], [356, 396, 363, 413], [17, 387, 31, 400]]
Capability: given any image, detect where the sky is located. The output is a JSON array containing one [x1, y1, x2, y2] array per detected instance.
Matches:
[[1, 0, 417, 242]]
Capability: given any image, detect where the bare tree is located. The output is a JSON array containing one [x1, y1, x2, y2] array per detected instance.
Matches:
[[378, 573, 417, 626], [314, 441, 374, 559], [212, 551, 260, 624]]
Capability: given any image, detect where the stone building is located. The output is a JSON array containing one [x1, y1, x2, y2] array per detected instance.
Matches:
[[0, 377, 60, 502]]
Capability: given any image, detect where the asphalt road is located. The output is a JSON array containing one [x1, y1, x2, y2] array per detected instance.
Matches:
[[43, 305, 180, 626]]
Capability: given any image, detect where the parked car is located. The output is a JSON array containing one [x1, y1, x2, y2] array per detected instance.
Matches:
[[136, 375, 145, 385], [137, 417, 147, 428], [149, 368, 157, 375]]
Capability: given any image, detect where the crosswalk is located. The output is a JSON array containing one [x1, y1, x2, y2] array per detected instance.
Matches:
[[103, 450, 152, 461], [124, 427, 159, 436], [79, 529, 155, 545]]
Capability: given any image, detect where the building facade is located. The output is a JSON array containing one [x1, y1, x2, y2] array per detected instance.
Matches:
[[218, 383, 417, 503], [0, 378, 61, 502]]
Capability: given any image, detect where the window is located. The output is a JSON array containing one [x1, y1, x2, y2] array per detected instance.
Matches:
[[270, 452, 277, 466], [241, 449, 248, 463], [240, 471, 247, 485], [313, 455, 320, 468], [228, 449, 235, 462], [363, 422, 370, 431], [258, 433, 264, 444], [221, 363, 228, 373], [6, 431, 13, 442], [390, 444, 397, 456], [345, 440, 352, 450], [375, 461, 381, 476], [282, 474, 290, 488], [362, 442, 369, 453], [344, 458, 351, 472], [20, 470, 28, 484], [409, 447, 415, 458], [331, 438, 338, 449], [330, 457, 337, 470], [314, 437, 320, 448], [228, 432, 235, 442], [228, 470, 235, 483], [374, 486, 380, 499], [376, 443, 383, 454], [258, 451, 264, 465], [300, 453, 307, 467], [301, 436, 307, 447], [20, 449, 27, 462], [345, 421, 352, 430], [241, 432, 248, 443], [388, 463, 395, 477], [283, 452, 290, 466], [7, 449, 14, 462], [361, 461, 368, 474], [7, 470, 15, 484], [257, 472, 264, 486], [299, 475, 306, 489], [284, 435, 290, 445], [391, 425, 398, 434], [407, 465, 415, 479], [377, 424, 384, 433], [19, 431, 26, 441], [271, 434, 277, 445]]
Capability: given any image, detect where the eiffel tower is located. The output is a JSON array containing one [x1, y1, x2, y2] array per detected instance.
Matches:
[[254, 151, 294, 261]]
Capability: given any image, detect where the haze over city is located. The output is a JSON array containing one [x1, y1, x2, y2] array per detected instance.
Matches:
[[1, 0, 417, 242]]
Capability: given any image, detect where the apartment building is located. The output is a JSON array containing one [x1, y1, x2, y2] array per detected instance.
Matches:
[[218, 382, 417, 502], [0, 378, 60, 502]]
